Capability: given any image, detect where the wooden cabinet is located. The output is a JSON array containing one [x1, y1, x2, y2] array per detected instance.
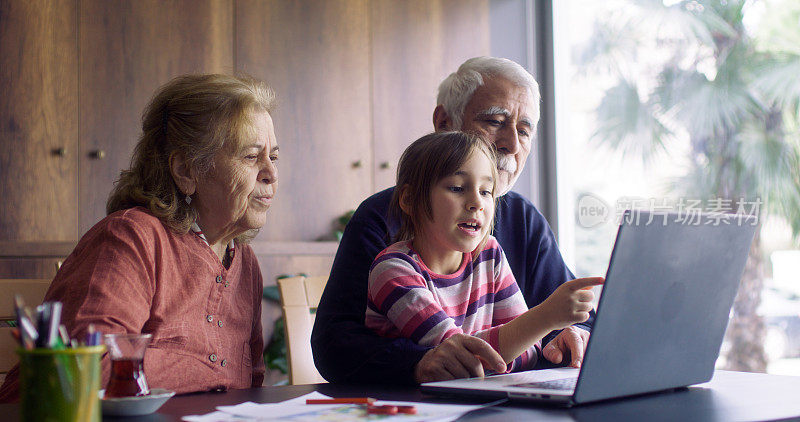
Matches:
[[78, 0, 235, 235], [0, 0, 234, 242], [0, 0, 490, 279], [0, 0, 79, 242], [236, 0, 490, 239], [236, 0, 373, 242], [370, 0, 490, 191]]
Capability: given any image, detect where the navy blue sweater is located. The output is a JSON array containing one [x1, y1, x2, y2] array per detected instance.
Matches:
[[311, 187, 594, 384]]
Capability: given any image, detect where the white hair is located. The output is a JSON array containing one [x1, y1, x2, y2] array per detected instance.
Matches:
[[436, 56, 540, 129]]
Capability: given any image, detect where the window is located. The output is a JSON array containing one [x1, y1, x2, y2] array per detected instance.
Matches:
[[553, 0, 800, 375]]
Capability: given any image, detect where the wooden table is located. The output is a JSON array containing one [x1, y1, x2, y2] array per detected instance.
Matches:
[[3, 370, 800, 421]]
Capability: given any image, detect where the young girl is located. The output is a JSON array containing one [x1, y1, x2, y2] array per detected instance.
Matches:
[[366, 131, 601, 374]]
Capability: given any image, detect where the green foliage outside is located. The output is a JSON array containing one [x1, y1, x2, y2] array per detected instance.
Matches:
[[577, 0, 800, 371]]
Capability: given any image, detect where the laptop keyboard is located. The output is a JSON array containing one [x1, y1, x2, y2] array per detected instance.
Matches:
[[511, 377, 577, 390]]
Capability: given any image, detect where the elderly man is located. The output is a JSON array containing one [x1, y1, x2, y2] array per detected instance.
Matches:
[[312, 56, 594, 384]]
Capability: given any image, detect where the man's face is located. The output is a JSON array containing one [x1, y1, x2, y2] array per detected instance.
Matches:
[[457, 77, 536, 195]]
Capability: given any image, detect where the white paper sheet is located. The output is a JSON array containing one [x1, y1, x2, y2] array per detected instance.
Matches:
[[182, 391, 486, 422], [182, 410, 253, 422]]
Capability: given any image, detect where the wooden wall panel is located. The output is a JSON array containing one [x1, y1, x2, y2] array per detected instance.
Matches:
[[236, 0, 372, 241], [0, 0, 79, 242], [0, 258, 64, 280], [78, 0, 235, 234], [254, 252, 336, 290], [0, 241, 74, 278], [370, 0, 490, 191]]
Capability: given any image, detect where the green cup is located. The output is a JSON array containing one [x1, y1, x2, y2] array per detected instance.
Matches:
[[17, 345, 105, 422]]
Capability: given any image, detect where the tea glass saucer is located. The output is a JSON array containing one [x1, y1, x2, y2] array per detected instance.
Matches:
[[100, 388, 176, 416]]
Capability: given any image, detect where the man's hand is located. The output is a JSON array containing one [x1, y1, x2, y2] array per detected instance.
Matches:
[[414, 334, 507, 383], [543, 326, 590, 367]]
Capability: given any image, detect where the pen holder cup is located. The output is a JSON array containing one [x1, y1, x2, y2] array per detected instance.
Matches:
[[17, 345, 106, 422]]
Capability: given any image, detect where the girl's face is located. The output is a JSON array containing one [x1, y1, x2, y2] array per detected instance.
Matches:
[[414, 151, 495, 273]]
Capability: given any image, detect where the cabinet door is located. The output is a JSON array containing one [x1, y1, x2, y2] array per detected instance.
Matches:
[[0, 0, 79, 242], [370, 0, 490, 191], [236, 0, 373, 241], [78, 0, 234, 235]]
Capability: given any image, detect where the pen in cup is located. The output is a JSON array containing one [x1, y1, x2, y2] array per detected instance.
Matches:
[[47, 302, 62, 348], [86, 324, 101, 346], [13, 295, 37, 349], [35, 304, 50, 348], [58, 324, 70, 349]]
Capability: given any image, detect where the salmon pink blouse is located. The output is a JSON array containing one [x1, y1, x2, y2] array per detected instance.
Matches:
[[0, 207, 265, 402]]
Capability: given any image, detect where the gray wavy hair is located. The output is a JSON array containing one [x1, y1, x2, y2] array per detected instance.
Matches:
[[436, 56, 540, 130], [107, 74, 276, 235]]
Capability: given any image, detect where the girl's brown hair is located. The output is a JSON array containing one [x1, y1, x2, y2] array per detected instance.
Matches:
[[107, 74, 275, 234], [391, 131, 499, 243]]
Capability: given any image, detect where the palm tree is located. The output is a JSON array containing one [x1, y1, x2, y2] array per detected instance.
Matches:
[[576, 0, 800, 371]]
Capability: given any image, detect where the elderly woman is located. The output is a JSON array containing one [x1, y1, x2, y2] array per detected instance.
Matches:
[[0, 74, 278, 400]]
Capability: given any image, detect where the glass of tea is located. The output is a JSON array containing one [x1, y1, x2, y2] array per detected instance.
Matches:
[[103, 333, 152, 398]]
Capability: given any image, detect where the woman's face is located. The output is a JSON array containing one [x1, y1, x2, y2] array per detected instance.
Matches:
[[193, 111, 279, 241]]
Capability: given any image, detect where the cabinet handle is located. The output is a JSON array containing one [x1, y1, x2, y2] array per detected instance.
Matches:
[[380, 162, 392, 170], [89, 150, 106, 159], [52, 147, 67, 157], [352, 160, 362, 169]]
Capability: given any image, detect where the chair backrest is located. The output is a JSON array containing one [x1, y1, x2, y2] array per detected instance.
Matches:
[[0, 279, 51, 374], [276, 275, 328, 385]]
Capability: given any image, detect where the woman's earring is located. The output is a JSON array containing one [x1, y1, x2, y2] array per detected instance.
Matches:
[[185, 195, 192, 205]]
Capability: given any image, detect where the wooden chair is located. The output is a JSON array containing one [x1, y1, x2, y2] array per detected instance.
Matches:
[[276, 275, 328, 385], [0, 279, 51, 383]]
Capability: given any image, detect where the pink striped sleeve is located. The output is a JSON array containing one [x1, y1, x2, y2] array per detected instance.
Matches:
[[367, 252, 465, 346]]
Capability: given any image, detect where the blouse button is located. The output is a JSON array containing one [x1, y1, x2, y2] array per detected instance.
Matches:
[[209, 353, 217, 362], [206, 315, 213, 323], [217, 320, 224, 328], [221, 359, 227, 367], [216, 275, 223, 283]]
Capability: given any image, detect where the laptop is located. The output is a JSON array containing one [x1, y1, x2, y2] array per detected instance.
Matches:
[[422, 209, 757, 406]]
